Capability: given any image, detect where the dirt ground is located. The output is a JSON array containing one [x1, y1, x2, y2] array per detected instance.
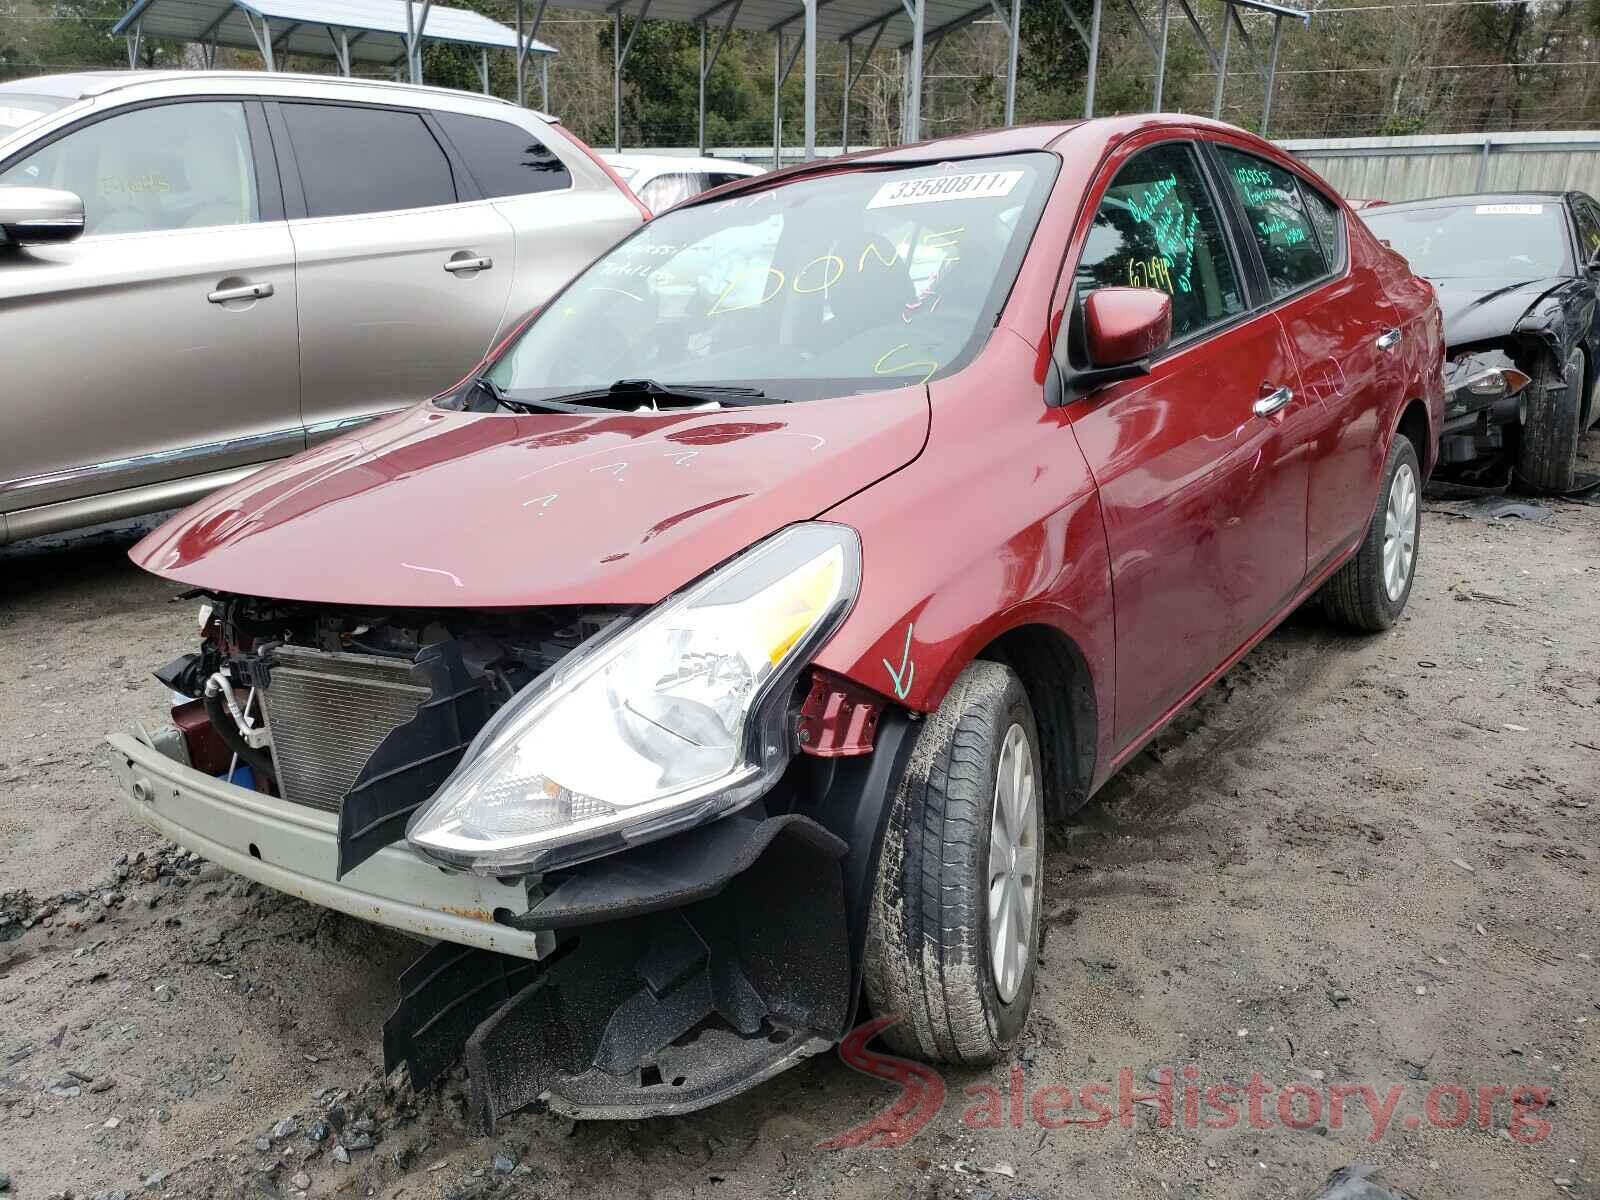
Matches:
[[1, 434, 1596, 1200]]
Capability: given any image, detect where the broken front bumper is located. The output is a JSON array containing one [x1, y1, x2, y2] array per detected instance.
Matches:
[[107, 710, 917, 1122], [106, 731, 548, 959], [387, 813, 855, 1122]]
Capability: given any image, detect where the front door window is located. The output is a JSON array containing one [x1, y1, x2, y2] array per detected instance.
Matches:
[[0, 101, 259, 236], [1075, 142, 1245, 343]]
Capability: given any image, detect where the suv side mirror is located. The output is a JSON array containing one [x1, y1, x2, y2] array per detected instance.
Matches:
[[0, 186, 85, 246], [1083, 287, 1172, 367]]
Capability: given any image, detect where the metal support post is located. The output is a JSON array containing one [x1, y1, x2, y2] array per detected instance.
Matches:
[[1261, 12, 1283, 133], [1153, 0, 1170, 110], [1212, 1, 1232, 118], [803, 0, 817, 160]]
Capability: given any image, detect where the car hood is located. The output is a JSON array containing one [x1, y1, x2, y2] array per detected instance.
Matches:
[[1430, 275, 1566, 346], [131, 391, 930, 608]]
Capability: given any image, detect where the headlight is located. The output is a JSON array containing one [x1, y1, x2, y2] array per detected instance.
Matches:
[[1445, 352, 1531, 403], [406, 523, 861, 876]]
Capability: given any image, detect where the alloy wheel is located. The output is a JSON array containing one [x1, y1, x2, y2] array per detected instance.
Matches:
[[987, 722, 1039, 1004], [1382, 461, 1418, 601]]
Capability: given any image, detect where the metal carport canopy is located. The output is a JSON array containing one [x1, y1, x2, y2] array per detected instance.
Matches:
[[536, 0, 1025, 163], [113, 0, 556, 99], [535, 0, 1304, 168]]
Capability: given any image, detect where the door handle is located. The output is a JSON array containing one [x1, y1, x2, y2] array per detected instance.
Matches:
[[444, 255, 493, 274], [207, 282, 274, 304], [1376, 327, 1402, 351], [1253, 385, 1294, 417]]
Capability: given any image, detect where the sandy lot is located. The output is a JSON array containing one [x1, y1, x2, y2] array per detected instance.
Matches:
[[1, 435, 1596, 1200]]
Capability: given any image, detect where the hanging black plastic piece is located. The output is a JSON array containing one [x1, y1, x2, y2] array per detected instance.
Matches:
[[382, 941, 543, 1092], [465, 819, 852, 1124], [336, 639, 493, 878]]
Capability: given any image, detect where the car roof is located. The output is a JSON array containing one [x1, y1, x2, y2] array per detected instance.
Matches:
[[1368, 192, 1574, 212], [0, 70, 525, 110], [704, 113, 1294, 197]]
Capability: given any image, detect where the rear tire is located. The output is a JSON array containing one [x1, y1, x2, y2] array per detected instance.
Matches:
[[1320, 434, 1421, 633], [1516, 346, 1584, 494], [863, 661, 1042, 1066]]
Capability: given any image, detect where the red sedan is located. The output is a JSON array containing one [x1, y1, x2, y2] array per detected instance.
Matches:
[[113, 116, 1443, 1122]]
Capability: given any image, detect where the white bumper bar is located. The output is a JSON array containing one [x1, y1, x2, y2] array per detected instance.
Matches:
[[107, 731, 550, 960]]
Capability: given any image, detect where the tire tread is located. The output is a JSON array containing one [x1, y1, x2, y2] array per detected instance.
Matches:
[[1320, 435, 1421, 633], [864, 661, 1039, 1066]]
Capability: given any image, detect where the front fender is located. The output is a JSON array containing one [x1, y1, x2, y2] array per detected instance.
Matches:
[[1513, 292, 1574, 362], [811, 332, 1116, 791]]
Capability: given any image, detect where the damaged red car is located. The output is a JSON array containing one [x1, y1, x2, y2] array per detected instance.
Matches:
[[111, 116, 1444, 1123]]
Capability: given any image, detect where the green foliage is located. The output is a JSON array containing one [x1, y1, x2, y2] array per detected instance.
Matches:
[[9, 0, 1600, 142], [1377, 113, 1426, 136], [4, 0, 188, 74]]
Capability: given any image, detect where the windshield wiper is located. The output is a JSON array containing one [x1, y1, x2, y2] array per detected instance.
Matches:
[[471, 376, 610, 415], [544, 378, 788, 410]]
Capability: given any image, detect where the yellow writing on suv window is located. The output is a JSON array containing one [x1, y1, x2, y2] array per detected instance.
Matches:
[[100, 173, 171, 196]]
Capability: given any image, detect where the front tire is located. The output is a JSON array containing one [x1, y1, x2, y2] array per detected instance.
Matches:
[[1517, 346, 1585, 494], [863, 661, 1042, 1065], [1320, 434, 1421, 632]]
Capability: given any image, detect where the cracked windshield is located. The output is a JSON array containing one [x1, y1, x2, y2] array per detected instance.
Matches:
[[481, 152, 1056, 403]]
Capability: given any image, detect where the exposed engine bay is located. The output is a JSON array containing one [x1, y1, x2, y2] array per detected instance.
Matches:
[[156, 594, 634, 875]]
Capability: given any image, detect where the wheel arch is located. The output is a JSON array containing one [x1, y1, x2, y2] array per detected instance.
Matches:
[[1395, 396, 1433, 477], [970, 619, 1100, 821]]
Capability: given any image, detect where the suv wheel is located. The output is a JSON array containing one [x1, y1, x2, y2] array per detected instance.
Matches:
[[863, 660, 1042, 1065], [1320, 434, 1422, 632]]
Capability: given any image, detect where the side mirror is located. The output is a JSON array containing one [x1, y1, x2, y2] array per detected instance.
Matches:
[[1083, 286, 1172, 367], [0, 186, 85, 246]]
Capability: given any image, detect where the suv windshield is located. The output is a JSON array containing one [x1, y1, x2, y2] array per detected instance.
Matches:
[[0, 94, 69, 142], [477, 152, 1057, 404], [1362, 201, 1570, 278]]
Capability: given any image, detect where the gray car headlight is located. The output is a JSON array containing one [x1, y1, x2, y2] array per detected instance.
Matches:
[[1445, 351, 1531, 404], [405, 522, 860, 876]]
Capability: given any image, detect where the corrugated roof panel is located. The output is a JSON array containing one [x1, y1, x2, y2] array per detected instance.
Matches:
[[115, 0, 556, 55], [118, 0, 1300, 57]]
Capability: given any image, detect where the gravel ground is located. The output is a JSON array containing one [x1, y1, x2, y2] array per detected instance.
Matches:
[[1, 434, 1596, 1200]]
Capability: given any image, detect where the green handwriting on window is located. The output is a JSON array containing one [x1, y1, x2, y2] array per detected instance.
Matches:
[[1121, 178, 1200, 295], [1128, 174, 1179, 224], [1257, 216, 1307, 245]]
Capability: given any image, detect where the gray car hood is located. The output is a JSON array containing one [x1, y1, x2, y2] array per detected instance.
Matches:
[[1430, 275, 1566, 347]]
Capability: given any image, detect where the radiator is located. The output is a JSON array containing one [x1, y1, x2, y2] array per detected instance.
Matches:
[[260, 645, 429, 813]]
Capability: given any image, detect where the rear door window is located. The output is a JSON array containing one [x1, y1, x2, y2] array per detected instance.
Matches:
[[432, 111, 571, 198], [1301, 184, 1345, 270], [1075, 141, 1246, 342], [281, 103, 456, 218], [1214, 146, 1330, 298]]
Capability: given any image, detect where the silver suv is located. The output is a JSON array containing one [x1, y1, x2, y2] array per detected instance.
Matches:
[[0, 71, 645, 545]]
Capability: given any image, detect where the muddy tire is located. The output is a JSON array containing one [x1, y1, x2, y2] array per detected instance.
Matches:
[[863, 660, 1042, 1065], [1321, 434, 1421, 633], [1516, 346, 1584, 494]]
